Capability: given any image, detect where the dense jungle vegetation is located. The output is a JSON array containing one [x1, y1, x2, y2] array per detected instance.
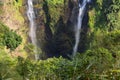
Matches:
[[0, 0, 120, 80]]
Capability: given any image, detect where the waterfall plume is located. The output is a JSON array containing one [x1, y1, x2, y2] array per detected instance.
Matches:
[[73, 0, 90, 56], [27, 0, 39, 60]]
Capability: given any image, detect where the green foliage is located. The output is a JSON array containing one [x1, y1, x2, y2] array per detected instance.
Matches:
[[3, 30, 22, 51], [0, 1, 3, 14], [46, 0, 64, 6], [0, 53, 119, 80], [107, 0, 120, 30], [0, 46, 91, 79], [43, 0, 64, 33], [0, 22, 9, 33], [0, 47, 22, 80], [89, 29, 120, 55], [91, 0, 120, 30], [13, 0, 22, 8], [0, 23, 9, 46], [0, 0, 120, 80], [0, 22, 22, 51]]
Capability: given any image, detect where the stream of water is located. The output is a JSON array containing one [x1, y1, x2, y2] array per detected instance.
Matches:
[[27, 0, 39, 60], [73, 0, 90, 56]]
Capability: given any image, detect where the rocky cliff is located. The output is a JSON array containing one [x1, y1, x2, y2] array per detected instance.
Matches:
[[30, 0, 90, 58], [0, 0, 91, 58], [0, 0, 27, 57]]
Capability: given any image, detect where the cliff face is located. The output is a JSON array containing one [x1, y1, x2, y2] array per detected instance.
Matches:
[[23, 0, 120, 59], [30, 0, 74, 58], [31, 0, 90, 58], [0, 0, 25, 30], [0, 0, 90, 58], [2, 0, 116, 58], [0, 0, 27, 57]]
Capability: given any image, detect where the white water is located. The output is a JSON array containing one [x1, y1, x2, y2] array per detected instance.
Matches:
[[73, 0, 90, 56], [27, 0, 39, 60]]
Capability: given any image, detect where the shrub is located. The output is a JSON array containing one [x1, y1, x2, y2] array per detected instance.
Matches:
[[3, 30, 22, 51], [0, 47, 21, 80], [0, 22, 22, 51]]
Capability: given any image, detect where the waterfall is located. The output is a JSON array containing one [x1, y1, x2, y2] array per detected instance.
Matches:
[[73, 0, 90, 56], [27, 0, 39, 60]]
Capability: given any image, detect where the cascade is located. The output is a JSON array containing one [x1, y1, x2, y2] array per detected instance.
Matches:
[[73, 0, 90, 56], [27, 0, 39, 60]]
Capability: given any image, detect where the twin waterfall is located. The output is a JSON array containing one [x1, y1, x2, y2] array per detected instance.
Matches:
[[27, 0, 90, 59], [73, 0, 90, 56], [27, 0, 39, 60]]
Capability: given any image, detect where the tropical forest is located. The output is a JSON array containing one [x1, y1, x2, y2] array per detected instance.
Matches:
[[0, 0, 120, 80]]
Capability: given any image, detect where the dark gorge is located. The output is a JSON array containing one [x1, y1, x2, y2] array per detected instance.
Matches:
[[1, 0, 120, 79], [27, 0, 91, 59]]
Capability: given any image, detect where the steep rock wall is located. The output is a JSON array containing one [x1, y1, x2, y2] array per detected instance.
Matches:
[[0, 0, 27, 57], [31, 0, 90, 58]]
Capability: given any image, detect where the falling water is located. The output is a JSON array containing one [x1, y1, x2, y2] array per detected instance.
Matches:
[[27, 0, 39, 60], [73, 0, 90, 56]]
